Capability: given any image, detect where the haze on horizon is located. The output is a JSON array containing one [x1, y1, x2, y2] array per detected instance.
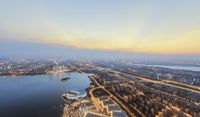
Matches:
[[0, 0, 200, 56]]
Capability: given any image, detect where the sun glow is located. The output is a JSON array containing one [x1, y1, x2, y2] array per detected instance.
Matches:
[[1, 0, 200, 54]]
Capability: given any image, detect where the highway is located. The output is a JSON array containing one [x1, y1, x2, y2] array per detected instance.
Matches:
[[95, 66, 200, 95], [86, 65, 200, 117]]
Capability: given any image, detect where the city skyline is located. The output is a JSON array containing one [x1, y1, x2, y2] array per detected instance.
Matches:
[[1, 0, 200, 55], [1, 1, 200, 117]]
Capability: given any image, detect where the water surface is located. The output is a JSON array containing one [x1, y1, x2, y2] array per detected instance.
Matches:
[[0, 72, 91, 117], [133, 64, 200, 72]]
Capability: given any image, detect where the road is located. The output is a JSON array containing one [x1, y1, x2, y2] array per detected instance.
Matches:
[[95, 66, 200, 95], [89, 76, 136, 117]]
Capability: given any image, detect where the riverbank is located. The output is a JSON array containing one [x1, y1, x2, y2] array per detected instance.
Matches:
[[0, 70, 77, 77], [61, 75, 96, 117], [0, 72, 91, 117]]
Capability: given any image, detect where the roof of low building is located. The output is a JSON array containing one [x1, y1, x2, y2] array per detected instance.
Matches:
[[108, 105, 121, 111], [112, 111, 127, 117], [85, 112, 106, 117]]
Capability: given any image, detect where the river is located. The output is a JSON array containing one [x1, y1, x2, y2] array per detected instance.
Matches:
[[133, 64, 200, 72], [0, 72, 91, 117]]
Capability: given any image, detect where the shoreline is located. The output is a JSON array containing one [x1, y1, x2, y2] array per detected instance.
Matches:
[[61, 75, 93, 117], [0, 71, 91, 117], [0, 70, 78, 77]]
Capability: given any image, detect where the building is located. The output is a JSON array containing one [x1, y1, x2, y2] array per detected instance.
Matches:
[[105, 105, 121, 116], [96, 96, 127, 117], [84, 112, 107, 117], [111, 111, 127, 117]]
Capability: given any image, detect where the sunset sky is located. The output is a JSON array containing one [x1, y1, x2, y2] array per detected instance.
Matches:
[[0, 0, 200, 54]]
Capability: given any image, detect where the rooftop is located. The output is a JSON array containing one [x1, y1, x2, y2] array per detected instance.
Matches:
[[108, 105, 121, 112], [84, 112, 106, 117], [112, 111, 127, 117]]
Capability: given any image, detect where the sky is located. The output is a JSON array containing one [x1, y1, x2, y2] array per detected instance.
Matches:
[[0, 0, 200, 56]]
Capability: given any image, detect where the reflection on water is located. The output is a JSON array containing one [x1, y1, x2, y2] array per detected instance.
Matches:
[[0, 72, 91, 117]]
